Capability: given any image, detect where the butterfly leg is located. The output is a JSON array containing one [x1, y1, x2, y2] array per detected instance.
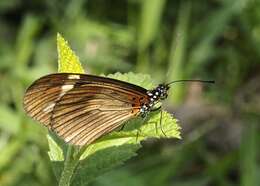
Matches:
[[151, 106, 161, 112], [135, 130, 139, 142], [155, 121, 158, 135], [149, 109, 167, 137], [159, 109, 167, 137], [147, 121, 159, 135], [119, 124, 126, 131], [150, 106, 161, 135], [135, 117, 147, 142]]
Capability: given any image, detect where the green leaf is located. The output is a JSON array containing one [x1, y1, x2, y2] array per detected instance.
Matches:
[[47, 34, 181, 186], [57, 33, 84, 73], [106, 72, 154, 90], [72, 144, 141, 186]]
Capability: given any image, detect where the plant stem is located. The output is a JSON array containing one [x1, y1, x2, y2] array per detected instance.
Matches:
[[58, 146, 79, 186], [167, 1, 191, 104]]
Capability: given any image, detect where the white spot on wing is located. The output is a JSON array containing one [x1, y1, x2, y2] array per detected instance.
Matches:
[[59, 84, 74, 98], [43, 102, 55, 113], [62, 84, 74, 91], [41, 84, 76, 114], [68, 74, 80, 79]]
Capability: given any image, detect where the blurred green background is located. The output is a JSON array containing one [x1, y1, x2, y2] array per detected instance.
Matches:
[[0, 0, 259, 185]]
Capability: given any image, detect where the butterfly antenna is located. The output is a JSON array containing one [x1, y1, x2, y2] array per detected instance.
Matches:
[[166, 79, 215, 86]]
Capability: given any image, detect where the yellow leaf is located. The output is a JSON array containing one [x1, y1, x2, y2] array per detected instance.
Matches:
[[57, 33, 85, 73]]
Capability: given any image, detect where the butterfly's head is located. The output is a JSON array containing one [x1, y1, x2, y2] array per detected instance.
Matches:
[[147, 84, 170, 102], [156, 84, 170, 100]]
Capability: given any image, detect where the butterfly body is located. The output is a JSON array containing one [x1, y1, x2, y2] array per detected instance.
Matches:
[[139, 84, 169, 117], [23, 73, 169, 146]]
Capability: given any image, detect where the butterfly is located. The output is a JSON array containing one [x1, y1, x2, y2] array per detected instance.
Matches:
[[23, 73, 214, 146]]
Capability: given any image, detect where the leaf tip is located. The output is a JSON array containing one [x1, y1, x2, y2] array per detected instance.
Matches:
[[56, 33, 85, 73]]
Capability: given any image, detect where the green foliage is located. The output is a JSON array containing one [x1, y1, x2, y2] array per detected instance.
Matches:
[[167, 1, 191, 104], [137, 0, 166, 71], [0, 0, 260, 185], [57, 33, 84, 73], [240, 120, 258, 186], [47, 34, 180, 185]]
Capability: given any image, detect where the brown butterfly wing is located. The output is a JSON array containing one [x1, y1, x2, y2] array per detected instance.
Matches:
[[23, 74, 78, 127], [51, 84, 142, 146], [23, 73, 149, 146]]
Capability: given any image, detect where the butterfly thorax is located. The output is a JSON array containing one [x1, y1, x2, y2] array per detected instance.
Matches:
[[140, 84, 169, 117]]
